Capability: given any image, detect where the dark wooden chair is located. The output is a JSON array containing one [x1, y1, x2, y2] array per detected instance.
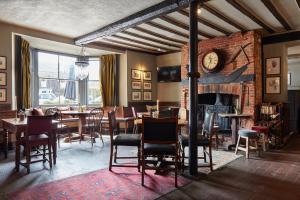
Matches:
[[132, 107, 139, 134], [180, 112, 216, 172], [141, 117, 179, 187], [0, 110, 17, 158], [45, 108, 72, 148], [108, 111, 141, 171], [24, 115, 54, 173], [84, 108, 104, 147]]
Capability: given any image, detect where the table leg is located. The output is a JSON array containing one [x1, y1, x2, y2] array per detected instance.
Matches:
[[78, 115, 86, 140], [4, 130, 8, 159], [52, 130, 57, 165], [15, 131, 20, 172], [228, 118, 238, 151]]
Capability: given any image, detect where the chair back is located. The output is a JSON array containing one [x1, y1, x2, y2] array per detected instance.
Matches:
[[131, 107, 138, 119], [108, 111, 119, 137], [27, 115, 54, 136], [142, 117, 178, 144], [202, 112, 216, 137], [170, 107, 180, 118], [89, 108, 104, 128]]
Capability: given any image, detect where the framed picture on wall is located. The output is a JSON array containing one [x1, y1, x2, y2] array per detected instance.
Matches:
[[132, 91, 141, 101], [266, 57, 281, 75], [144, 71, 152, 81], [0, 72, 7, 86], [143, 82, 152, 90], [132, 81, 142, 89], [266, 77, 280, 94], [0, 88, 7, 102], [0, 56, 6, 70], [143, 92, 152, 101], [132, 69, 141, 80]]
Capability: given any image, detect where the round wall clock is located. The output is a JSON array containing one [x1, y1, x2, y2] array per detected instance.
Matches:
[[202, 50, 224, 73]]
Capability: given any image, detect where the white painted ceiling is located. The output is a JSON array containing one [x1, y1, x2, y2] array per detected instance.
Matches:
[[1, 0, 300, 54], [0, 0, 163, 37]]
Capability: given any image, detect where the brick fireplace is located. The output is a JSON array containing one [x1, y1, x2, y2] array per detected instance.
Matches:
[[181, 31, 262, 128]]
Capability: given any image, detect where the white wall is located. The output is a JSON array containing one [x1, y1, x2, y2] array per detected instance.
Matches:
[[288, 61, 300, 90]]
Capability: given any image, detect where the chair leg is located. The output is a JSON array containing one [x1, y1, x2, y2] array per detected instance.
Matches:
[[181, 146, 185, 173], [48, 140, 52, 169], [43, 145, 46, 163], [246, 137, 249, 159], [209, 144, 213, 172], [203, 146, 207, 163], [142, 153, 145, 186], [137, 146, 141, 172], [175, 147, 178, 187], [114, 146, 118, 163], [235, 135, 241, 155], [99, 128, 104, 145], [26, 144, 31, 174], [109, 144, 113, 171], [215, 133, 219, 150]]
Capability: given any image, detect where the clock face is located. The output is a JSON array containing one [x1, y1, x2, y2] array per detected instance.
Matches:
[[203, 51, 219, 71]]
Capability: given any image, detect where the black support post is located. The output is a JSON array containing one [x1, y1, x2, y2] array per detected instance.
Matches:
[[188, 0, 199, 176]]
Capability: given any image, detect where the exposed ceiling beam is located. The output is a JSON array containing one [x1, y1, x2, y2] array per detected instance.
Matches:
[[177, 9, 231, 35], [121, 31, 182, 48], [202, 4, 247, 32], [132, 26, 186, 44], [288, 53, 300, 60], [89, 41, 126, 53], [262, 30, 300, 44], [111, 35, 175, 51], [146, 21, 189, 38], [102, 38, 161, 54], [261, 0, 292, 30], [297, 0, 300, 9], [74, 0, 197, 45], [159, 15, 214, 38], [226, 0, 276, 33]]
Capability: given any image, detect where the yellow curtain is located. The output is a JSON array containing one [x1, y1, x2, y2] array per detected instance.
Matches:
[[100, 55, 116, 106], [21, 39, 31, 108]]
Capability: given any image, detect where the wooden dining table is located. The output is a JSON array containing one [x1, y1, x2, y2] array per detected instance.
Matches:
[[1, 118, 59, 171]]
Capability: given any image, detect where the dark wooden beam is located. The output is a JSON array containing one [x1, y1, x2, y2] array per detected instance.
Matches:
[[102, 38, 161, 53], [226, 0, 276, 33], [111, 35, 175, 51], [146, 21, 189, 38], [156, 50, 181, 56], [178, 9, 231, 35], [132, 26, 186, 44], [202, 4, 247, 32], [297, 0, 300, 9], [261, 0, 292, 30], [262, 30, 300, 44], [121, 31, 182, 48], [188, 0, 199, 176], [89, 41, 126, 52], [74, 0, 194, 45], [159, 15, 214, 38]]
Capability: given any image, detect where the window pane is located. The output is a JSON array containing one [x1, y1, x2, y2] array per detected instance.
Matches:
[[60, 80, 79, 105], [59, 56, 77, 80], [38, 52, 58, 78], [39, 79, 59, 105], [88, 81, 101, 104], [88, 60, 100, 81]]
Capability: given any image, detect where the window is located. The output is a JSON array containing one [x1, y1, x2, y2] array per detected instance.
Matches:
[[37, 52, 78, 105], [36, 51, 101, 106], [87, 59, 101, 105]]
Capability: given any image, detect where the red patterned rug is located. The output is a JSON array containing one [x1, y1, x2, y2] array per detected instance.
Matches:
[[10, 168, 189, 200]]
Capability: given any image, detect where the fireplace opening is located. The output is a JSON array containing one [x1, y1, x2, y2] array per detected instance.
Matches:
[[198, 93, 237, 130]]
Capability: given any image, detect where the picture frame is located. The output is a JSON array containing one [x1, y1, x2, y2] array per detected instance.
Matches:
[[266, 57, 281, 75], [266, 77, 280, 94], [131, 81, 142, 90], [132, 91, 141, 101], [143, 82, 152, 90], [144, 71, 152, 81], [143, 92, 152, 101], [0, 72, 7, 86], [0, 56, 6, 70], [131, 69, 141, 80], [0, 88, 7, 102]]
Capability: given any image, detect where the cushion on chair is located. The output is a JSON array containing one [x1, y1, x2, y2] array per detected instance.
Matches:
[[180, 134, 210, 147], [144, 143, 176, 156], [113, 134, 141, 146], [238, 129, 257, 138], [28, 133, 49, 141]]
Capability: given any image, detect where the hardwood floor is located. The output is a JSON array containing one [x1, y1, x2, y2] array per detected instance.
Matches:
[[159, 134, 300, 200]]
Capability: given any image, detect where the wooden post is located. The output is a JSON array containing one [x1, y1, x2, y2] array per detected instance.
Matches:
[[188, 0, 199, 176]]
